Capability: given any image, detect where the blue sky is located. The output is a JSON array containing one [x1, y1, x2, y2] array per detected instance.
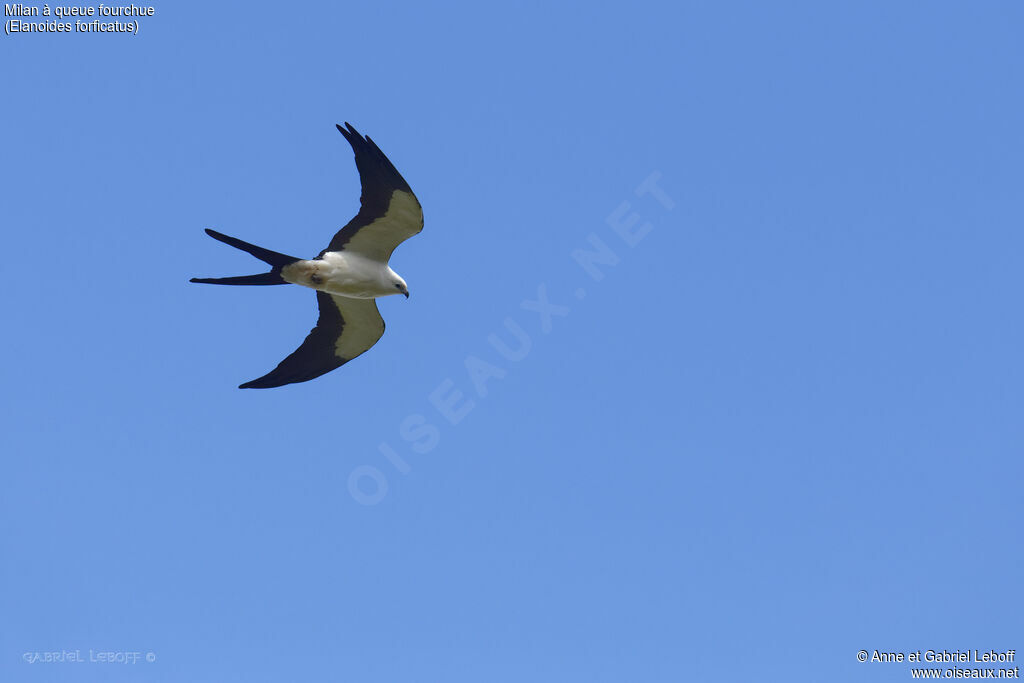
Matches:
[[2, 2, 1022, 681]]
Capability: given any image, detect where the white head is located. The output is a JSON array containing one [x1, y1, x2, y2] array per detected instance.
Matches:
[[386, 269, 409, 298]]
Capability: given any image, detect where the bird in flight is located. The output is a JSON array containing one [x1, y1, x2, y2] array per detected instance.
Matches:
[[191, 123, 423, 389]]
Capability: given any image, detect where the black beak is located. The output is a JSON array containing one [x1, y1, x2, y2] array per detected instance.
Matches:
[[403, 291, 409, 299]]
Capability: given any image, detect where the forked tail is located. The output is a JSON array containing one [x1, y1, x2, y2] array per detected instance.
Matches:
[[190, 229, 301, 285]]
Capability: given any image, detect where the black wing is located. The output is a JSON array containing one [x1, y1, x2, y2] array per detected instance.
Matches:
[[325, 123, 424, 263], [239, 292, 385, 389]]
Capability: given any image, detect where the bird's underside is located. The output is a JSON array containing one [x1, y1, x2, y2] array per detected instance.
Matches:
[[190, 123, 424, 389]]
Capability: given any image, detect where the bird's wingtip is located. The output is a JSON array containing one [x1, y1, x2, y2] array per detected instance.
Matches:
[[239, 375, 274, 389]]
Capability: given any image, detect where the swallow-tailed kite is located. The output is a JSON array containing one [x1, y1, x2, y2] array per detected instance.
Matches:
[[191, 123, 423, 389]]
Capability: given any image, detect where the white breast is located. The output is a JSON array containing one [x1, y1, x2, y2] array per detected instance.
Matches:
[[318, 251, 397, 298]]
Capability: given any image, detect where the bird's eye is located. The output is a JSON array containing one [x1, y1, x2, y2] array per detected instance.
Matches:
[[395, 284, 402, 289], [311, 274, 323, 285]]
